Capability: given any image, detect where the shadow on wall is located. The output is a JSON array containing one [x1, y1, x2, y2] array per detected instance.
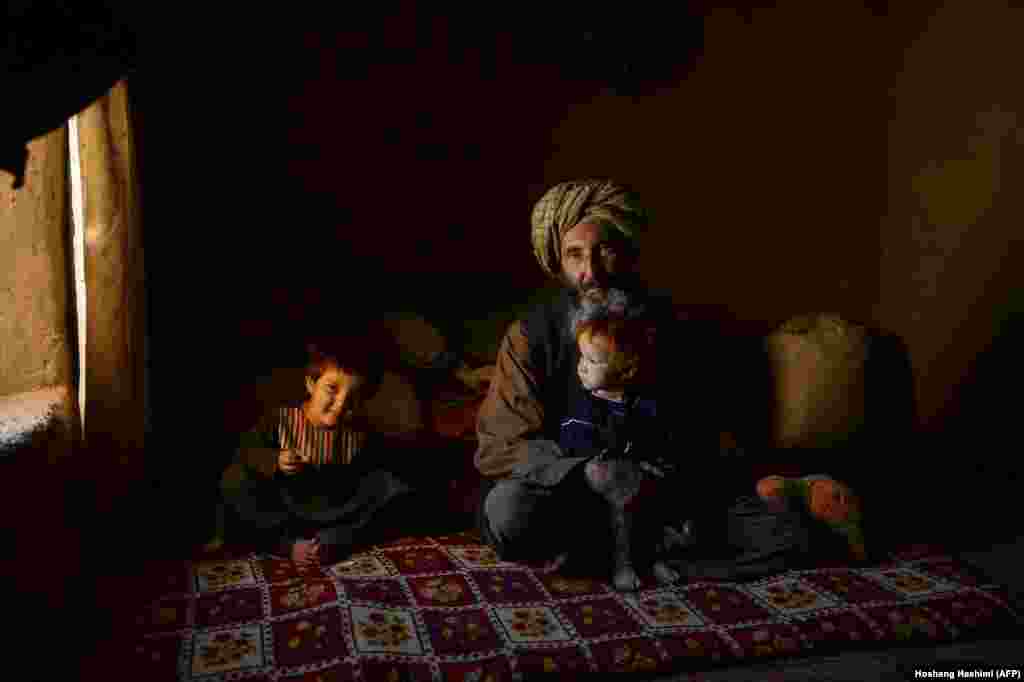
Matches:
[[929, 293, 1024, 547], [863, 330, 917, 451]]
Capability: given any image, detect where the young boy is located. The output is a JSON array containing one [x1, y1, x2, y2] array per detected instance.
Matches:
[[207, 332, 425, 569]]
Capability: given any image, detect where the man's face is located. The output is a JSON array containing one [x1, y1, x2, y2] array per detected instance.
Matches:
[[560, 221, 635, 303], [577, 332, 617, 392], [305, 364, 366, 429]]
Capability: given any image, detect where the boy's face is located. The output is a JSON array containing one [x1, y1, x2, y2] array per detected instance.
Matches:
[[577, 332, 621, 392], [305, 364, 366, 429]]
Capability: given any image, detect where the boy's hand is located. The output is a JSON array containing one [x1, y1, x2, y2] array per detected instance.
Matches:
[[277, 449, 306, 476]]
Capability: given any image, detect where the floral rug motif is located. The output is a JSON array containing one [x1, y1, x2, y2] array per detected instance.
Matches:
[[112, 533, 1021, 680]]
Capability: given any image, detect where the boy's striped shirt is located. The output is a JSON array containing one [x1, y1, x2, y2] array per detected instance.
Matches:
[[276, 405, 367, 467]]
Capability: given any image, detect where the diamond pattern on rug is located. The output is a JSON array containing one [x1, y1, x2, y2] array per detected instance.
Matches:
[[469, 569, 548, 604], [727, 622, 806, 658], [537, 572, 609, 599], [684, 585, 776, 625], [113, 532, 1021, 680], [588, 636, 664, 674], [358, 659, 434, 681], [189, 625, 265, 676], [326, 554, 391, 579], [272, 608, 349, 665], [267, 577, 338, 616], [420, 607, 503, 655], [660, 629, 736, 666], [259, 557, 307, 585], [559, 596, 645, 638], [515, 643, 592, 676], [380, 547, 457, 575], [407, 574, 478, 606], [791, 609, 882, 651], [348, 606, 424, 655], [801, 569, 904, 603], [864, 566, 958, 597], [623, 589, 706, 628], [196, 588, 264, 627], [492, 605, 573, 643], [747, 578, 840, 615], [861, 603, 956, 643], [436, 654, 514, 680], [194, 559, 258, 592], [446, 545, 520, 569], [343, 577, 411, 607], [290, 660, 360, 681]]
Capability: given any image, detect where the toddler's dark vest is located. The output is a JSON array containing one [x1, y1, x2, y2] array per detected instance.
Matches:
[[522, 287, 691, 453]]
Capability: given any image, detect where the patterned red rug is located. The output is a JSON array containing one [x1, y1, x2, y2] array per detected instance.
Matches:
[[100, 531, 1020, 680]]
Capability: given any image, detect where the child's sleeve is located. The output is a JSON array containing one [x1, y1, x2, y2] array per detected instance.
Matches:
[[235, 409, 282, 479], [238, 409, 278, 449], [217, 409, 293, 553]]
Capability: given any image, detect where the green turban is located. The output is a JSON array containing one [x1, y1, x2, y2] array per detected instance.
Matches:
[[530, 179, 648, 279]]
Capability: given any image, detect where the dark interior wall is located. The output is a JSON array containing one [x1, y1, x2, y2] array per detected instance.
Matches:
[[880, 2, 1024, 434], [876, 2, 1024, 542], [536, 4, 890, 328], [138, 3, 889, 390], [135, 13, 574, 366]]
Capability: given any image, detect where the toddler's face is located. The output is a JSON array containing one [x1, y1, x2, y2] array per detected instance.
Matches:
[[305, 364, 366, 429], [577, 333, 616, 391]]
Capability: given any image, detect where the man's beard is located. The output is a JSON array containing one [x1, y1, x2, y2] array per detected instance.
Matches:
[[565, 271, 639, 304], [566, 284, 636, 344]]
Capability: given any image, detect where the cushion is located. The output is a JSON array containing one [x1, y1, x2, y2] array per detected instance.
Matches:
[[766, 314, 869, 449]]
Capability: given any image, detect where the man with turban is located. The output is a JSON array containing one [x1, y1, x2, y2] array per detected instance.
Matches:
[[474, 180, 725, 574], [474, 179, 847, 580]]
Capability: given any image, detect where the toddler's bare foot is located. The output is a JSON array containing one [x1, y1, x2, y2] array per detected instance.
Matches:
[[653, 560, 680, 585], [291, 538, 320, 572], [613, 564, 642, 592]]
